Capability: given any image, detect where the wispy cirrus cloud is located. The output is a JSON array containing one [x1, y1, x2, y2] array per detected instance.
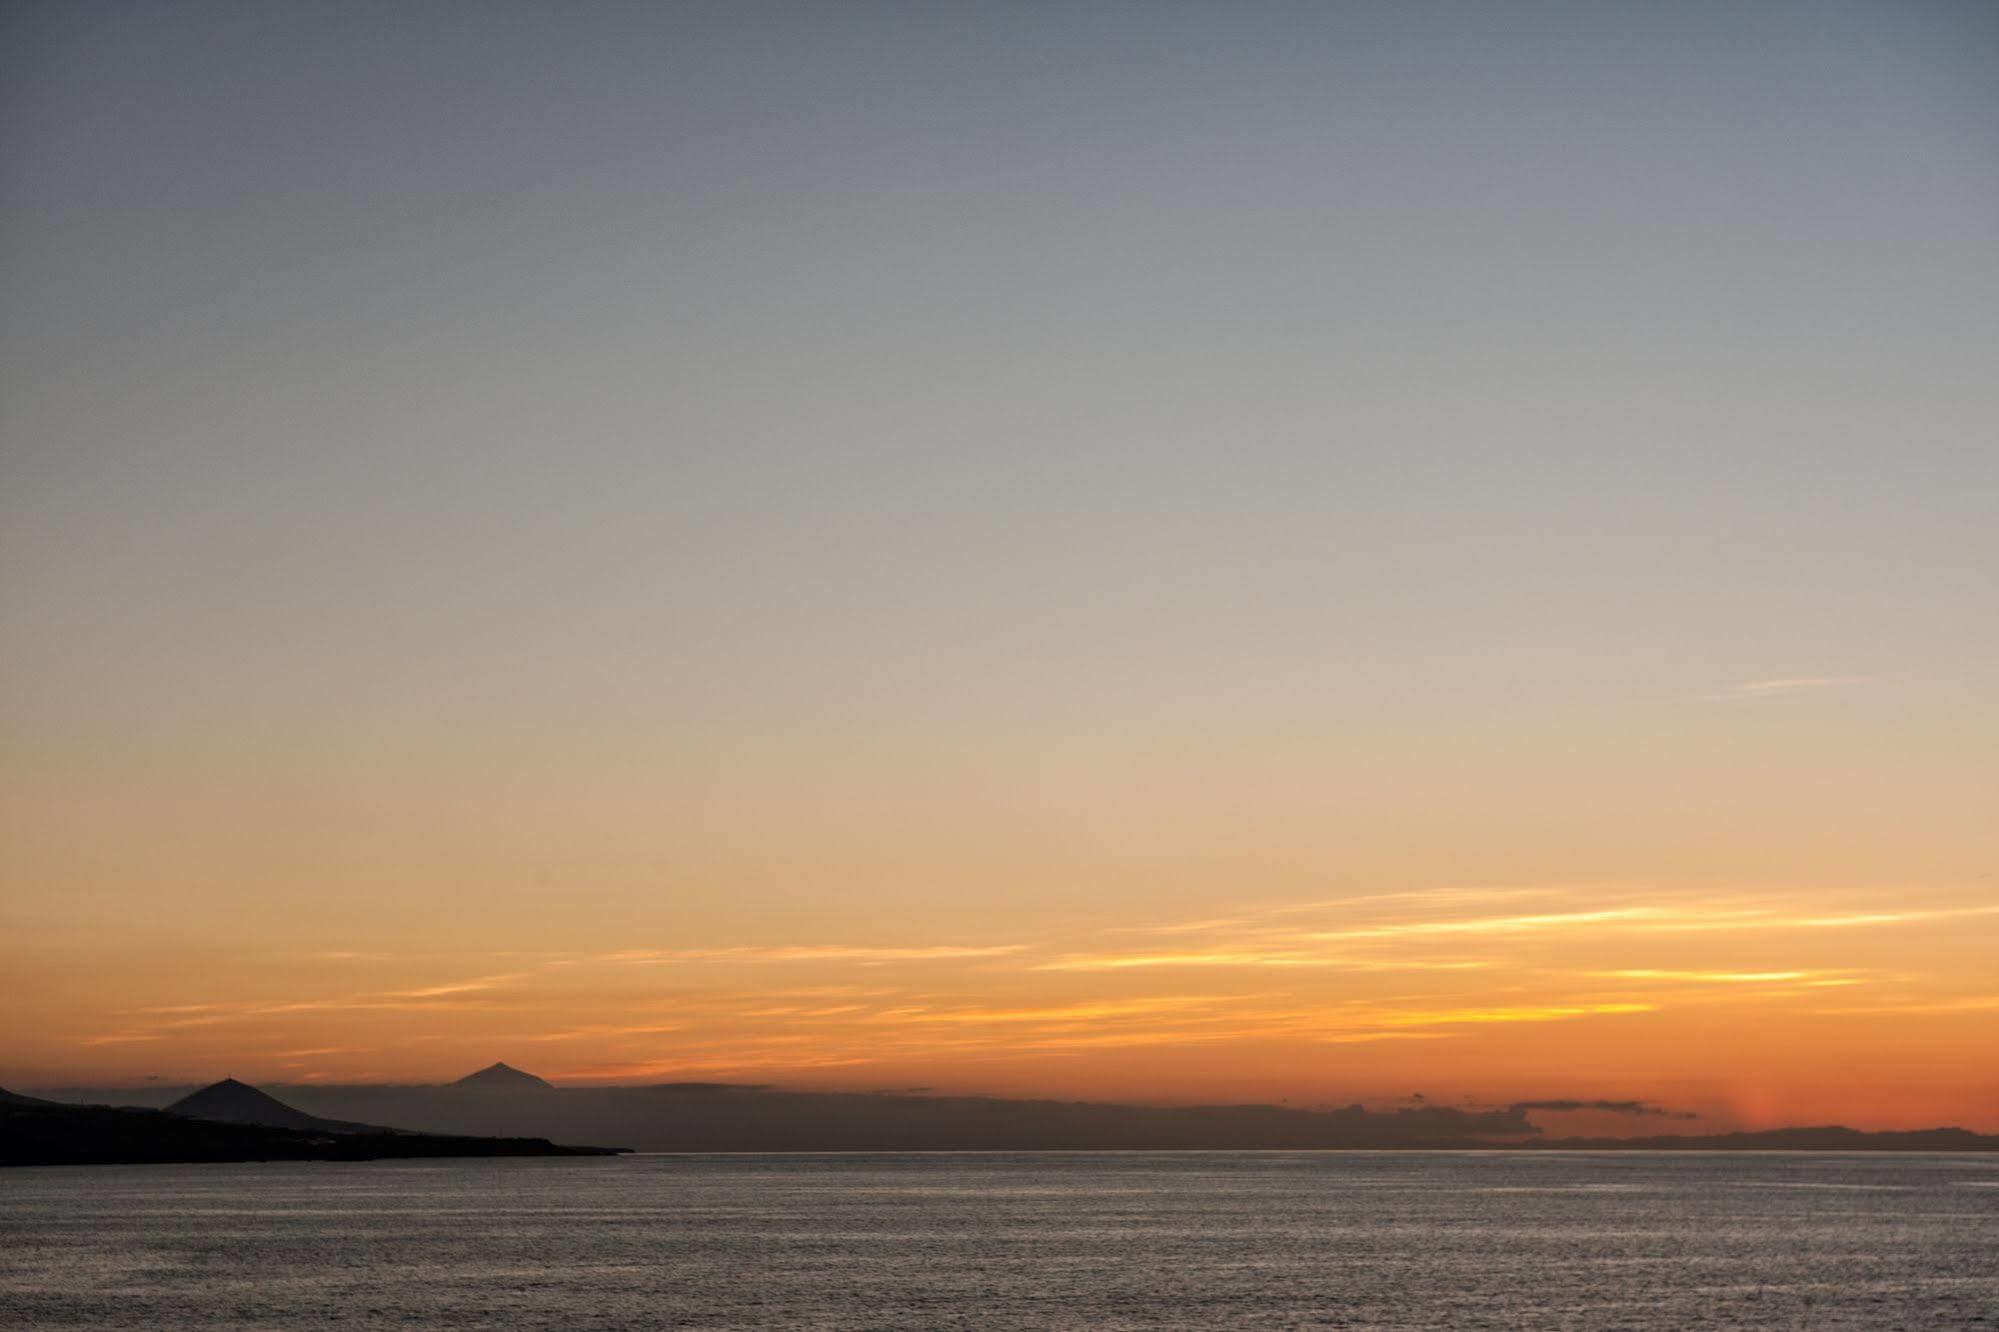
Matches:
[[270, 1046, 365, 1058], [1591, 969, 1848, 985], [1825, 995, 1999, 1016], [1317, 1031, 1461, 1045], [73, 881, 1996, 1083], [1106, 887, 1569, 936], [1361, 1001, 1655, 1029], [597, 944, 1032, 965], [862, 996, 1239, 1026], [117, 973, 537, 1031], [510, 1023, 687, 1043], [1036, 950, 1494, 972], [1799, 905, 1999, 929], [1297, 906, 1728, 943], [1039, 896, 1999, 975], [381, 972, 529, 999], [1708, 676, 1865, 700]]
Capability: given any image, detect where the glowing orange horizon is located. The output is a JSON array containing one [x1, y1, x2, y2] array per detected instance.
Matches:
[[12, 881, 1995, 1134]]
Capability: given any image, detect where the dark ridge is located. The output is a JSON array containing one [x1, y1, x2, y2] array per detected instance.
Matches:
[[1, 1096, 625, 1167], [20, 1086, 195, 1110], [451, 1062, 554, 1092]]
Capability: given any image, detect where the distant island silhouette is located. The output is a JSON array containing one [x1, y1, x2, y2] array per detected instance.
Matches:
[[452, 1061, 555, 1093], [22, 1064, 1999, 1156], [2, 1077, 624, 1167]]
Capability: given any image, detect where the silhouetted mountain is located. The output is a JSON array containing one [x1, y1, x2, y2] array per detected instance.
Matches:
[[0, 1086, 61, 1108], [451, 1062, 553, 1092], [166, 1078, 374, 1133], [0, 1093, 624, 1167]]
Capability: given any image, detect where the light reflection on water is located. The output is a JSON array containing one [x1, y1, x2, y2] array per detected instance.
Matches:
[[3, 1152, 1996, 1329]]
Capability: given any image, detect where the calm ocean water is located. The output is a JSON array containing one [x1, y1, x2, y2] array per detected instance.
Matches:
[[2, 1152, 1996, 1329]]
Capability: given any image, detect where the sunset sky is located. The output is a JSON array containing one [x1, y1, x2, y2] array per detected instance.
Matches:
[[3, 1, 1995, 1132]]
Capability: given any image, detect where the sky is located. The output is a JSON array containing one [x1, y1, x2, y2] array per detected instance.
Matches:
[[2, 1, 1995, 1131]]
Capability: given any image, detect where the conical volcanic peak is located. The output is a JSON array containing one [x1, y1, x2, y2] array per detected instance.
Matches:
[[452, 1061, 554, 1092], [167, 1078, 360, 1132]]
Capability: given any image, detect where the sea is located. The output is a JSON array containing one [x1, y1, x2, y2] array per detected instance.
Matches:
[[3, 1152, 1996, 1329]]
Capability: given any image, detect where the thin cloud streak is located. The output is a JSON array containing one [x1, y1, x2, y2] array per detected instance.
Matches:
[[598, 944, 1032, 964], [1035, 951, 1494, 972], [1300, 907, 1691, 942], [1317, 1031, 1461, 1045], [861, 997, 1239, 1026], [1708, 676, 1866, 700], [383, 972, 529, 998], [1362, 1002, 1655, 1029], [1045, 898, 1999, 973], [511, 1024, 688, 1043], [1596, 970, 1826, 984], [1799, 906, 1999, 928], [270, 1047, 365, 1057], [1826, 995, 1999, 1016]]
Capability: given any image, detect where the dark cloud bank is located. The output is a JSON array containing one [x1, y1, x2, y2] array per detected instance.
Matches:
[[1509, 1100, 1699, 1120]]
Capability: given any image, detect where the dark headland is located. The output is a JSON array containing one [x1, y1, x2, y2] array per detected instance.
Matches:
[[28, 1065, 1999, 1154], [1, 1079, 625, 1167], [164, 1077, 378, 1134]]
